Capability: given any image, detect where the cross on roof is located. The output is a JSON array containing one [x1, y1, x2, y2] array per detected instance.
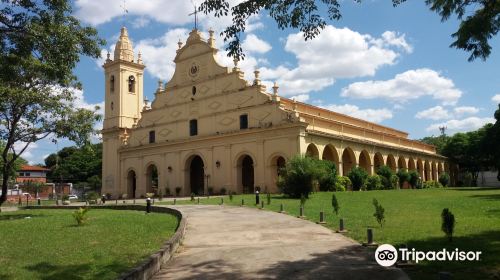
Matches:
[[188, 3, 199, 30]]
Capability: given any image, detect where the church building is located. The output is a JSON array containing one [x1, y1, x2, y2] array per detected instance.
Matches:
[[101, 27, 448, 198]]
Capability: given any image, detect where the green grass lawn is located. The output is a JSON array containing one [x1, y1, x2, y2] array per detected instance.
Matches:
[[0, 209, 179, 280], [158, 188, 500, 279]]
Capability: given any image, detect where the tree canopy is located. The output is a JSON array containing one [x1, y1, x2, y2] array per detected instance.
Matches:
[[200, 0, 499, 61], [0, 0, 104, 206]]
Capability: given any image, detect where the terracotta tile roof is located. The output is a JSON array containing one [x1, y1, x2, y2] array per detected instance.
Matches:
[[19, 165, 50, 172]]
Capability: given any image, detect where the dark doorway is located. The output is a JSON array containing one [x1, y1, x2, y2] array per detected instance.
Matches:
[[190, 156, 204, 195], [127, 170, 137, 198], [242, 156, 254, 193]]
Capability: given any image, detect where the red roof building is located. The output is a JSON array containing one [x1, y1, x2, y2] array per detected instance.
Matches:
[[16, 165, 50, 183]]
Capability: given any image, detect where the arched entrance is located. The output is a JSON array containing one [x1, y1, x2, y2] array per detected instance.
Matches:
[[269, 155, 286, 190], [146, 164, 158, 194], [359, 150, 372, 175], [417, 159, 424, 179], [188, 155, 205, 195], [127, 170, 137, 198], [238, 155, 254, 193], [306, 144, 319, 159], [398, 156, 407, 171], [408, 157, 416, 171], [374, 152, 384, 172], [342, 147, 356, 175], [322, 145, 339, 171], [424, 161, 431, 181], [387, 154, 397, 172]]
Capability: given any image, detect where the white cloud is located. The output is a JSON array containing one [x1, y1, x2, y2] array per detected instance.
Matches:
[[426, 117, 495, 133], [341, 68, 462, 105], [416, 106, 450, 120], [321, 104, 393, 123], [453, 106, 479, 116], [259, 26, 410, 95], [370, 31, 413, 53], [131, 17, 151, 29], [242, 34, 271, 54], [290, 94, 309, 102], [492, 94, 500, 103]]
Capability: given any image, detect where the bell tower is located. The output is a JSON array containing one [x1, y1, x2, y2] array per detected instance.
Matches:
[[103, 26, 145, 130]]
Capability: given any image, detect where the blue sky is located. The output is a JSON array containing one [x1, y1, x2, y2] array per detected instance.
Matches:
[[24, 0, 500, 164]]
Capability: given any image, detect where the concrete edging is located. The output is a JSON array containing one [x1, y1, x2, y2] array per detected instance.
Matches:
[[24, 205, 187, 280]]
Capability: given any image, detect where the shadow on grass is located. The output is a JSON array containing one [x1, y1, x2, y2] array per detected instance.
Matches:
[[403, 230, 500, 280], [0, 214, 43, 221], [450, 187, 500, 191], [25, 261, 129, 280], [468, 194, 500, 201], [154, 245, 405, 280]]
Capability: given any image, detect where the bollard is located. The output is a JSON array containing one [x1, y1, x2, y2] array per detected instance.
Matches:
[[279, 203, 285, 213], [260, 200, 264, 209], [174, 198, 176, 205], [197, 197, 200, 204], [255, 190, 260, 205], [362, 228, 377, 246], [221, 198, 224, 205], [37, 198, 41, 206], [146, 198, 151, 214], [298, 206, 306, 218], [317, 211, 326, 224], [336, 218, 348, 233], [241, 199, 245, 206]]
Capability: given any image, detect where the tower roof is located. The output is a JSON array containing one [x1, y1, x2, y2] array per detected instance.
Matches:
[[114, 27, 134, 62]]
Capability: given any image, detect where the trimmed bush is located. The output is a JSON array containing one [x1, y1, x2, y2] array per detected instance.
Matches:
[[441, 208, 455, 242], [408, 170, 420, 188], [347, 167, 368, 191], [423, 180, 443, 189], [396, 169, 410, 188], [439, 172, 450, 187], [175, 187, 182, 196], [331, 193, 340, 216], [220, 187, 227, 195], [335, 176, 350, 191], [316, 160, 337, 191], [376, 165, 395, 189], [390, 174, 399, 189], [366, 175, 383, 190], [277, 156, 317, 198]]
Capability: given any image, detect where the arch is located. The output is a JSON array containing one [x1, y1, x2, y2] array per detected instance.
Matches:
[[424, 160, 431, 181], [431, 162, 437, 181], [305, 143, 319, 159], [408, 157, 416, 171], [341, 147, 356, 175], [398, 156, 407, 171], [186, 155, 205, 195], [438, 162, 444, 176], [269, 154, 287, 190], [417, 159, 424, 179], [358, 150, 372, 175], [145, 164, 158, 194], [126, 170, 137, 198], [374, 152, 384, 171], [237, 154, 255, 193], [322, 144, 339, 172], [386, 154, 397, 172]]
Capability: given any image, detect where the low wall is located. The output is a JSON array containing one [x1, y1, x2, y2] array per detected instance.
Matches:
[[24, 205, 186, 280]]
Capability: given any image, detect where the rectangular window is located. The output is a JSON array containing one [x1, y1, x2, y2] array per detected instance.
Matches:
[[19, 172, 24, 176], [240, 114, 248, 129], [190, 119, 198, 136], [25, 172, 30, 177], [149, 130, 155, 143]]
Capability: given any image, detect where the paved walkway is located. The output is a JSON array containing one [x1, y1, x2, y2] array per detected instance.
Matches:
[[153, 205, 408, 280]]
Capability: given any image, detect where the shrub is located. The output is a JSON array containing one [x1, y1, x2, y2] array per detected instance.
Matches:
[[208, 186, 214, 195], [396, 169, 410, 188], [220, 187, 227, 195], [175, 187, 182, 196], [347, 167, 368, 191], [86, 191, 99, 202], [72, 207, 90, 226], [439, 172, 450, 187], [331, 193, 339, 216], [316, 160, 337, 191], [191, 193, 195, 201], [423, 180, 443, 189], [372, 199, 385, 227], [62, 194, 69, 201], [390, 174, 399, 189], [267, 193, 271, 205], [229, 191, 233, 201], [408, 170, 420, 188], [441, 208, 455, 242], [165, 187, 171, 196], [278, 156, 316, 198], [376, 165, 394, 189], [335, 176, 350, 191], [366, 175, 383, 191]]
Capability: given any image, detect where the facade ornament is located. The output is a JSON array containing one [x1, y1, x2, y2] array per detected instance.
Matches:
[[157, 80, 164, 92], [292, 98, 298, 112], [137, 51, 143, 64], [253, 69, 261, 85], [272, 81, 279, 102], [208, 28, 215, 48], [233, 57, 239, 72]]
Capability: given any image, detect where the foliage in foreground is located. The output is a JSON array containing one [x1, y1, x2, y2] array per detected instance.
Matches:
[[72, 207, 90, 226], [441, 208, 455, 242], [372, 198, 385, 227]]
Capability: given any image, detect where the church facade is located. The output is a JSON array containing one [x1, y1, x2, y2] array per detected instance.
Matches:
[[101, 27, 448, 198]]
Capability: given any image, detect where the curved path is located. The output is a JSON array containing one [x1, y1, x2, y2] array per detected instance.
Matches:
[[153, 205, 408, 280]]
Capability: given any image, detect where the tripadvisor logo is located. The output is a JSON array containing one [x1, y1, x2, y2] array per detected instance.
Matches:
[[375, 244, 482, 267]]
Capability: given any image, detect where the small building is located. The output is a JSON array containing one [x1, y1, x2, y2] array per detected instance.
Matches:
[[16, 165, 50, 184]]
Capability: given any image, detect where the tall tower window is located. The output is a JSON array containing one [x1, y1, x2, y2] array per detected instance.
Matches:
[[240, 114, 248, 129], [110, 75, 115, 92], [189, 119, 198, 136], [128, 75, 136, 93], [149, 130, 155, 143]]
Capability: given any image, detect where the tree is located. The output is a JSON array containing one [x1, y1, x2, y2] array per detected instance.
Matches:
[[483, 104, 500, 181], [376, 165, 395, 190], [396, 169, 410, 189], [347, 167, 368, 191], [0, 141, 27, 184], [408, 170, 420, 189], [0, 1, 104, 207], [439, 172, 450, 187], [277, 155, 321, 198], [441, 208, 455, 242], [372, 198, 385, 227], [331, 193, 339, 216], [200, 0, 498, 61]]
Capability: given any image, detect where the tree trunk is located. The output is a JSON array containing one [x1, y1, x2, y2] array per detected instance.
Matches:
[[1, 169, 9, 208]]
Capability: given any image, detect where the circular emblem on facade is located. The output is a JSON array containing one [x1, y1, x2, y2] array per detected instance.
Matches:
[[188, 62, 200, 78]]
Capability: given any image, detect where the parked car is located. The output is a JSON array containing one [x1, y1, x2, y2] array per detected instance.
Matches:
[[68, 195, 78, 200]]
